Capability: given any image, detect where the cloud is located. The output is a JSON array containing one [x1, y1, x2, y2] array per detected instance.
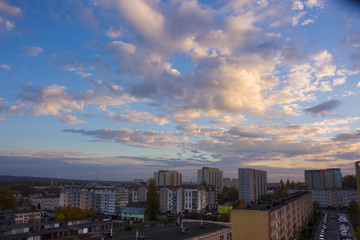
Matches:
[[106, 26, 123, 39], [301, 18, 314, 25], [0, 64, 10, 70], [63, 128, 182, 148], [333, 77, 346, 86], [23, 46, 43, 56], [332, 130, 360, 142], [111, 111, 169, 125], [19, 84, 84, 124], [303, 99, 341, 115], [0, 0, 21, 16]]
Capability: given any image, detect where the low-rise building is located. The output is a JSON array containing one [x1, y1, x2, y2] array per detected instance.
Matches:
[[120, 207, 146, 222]]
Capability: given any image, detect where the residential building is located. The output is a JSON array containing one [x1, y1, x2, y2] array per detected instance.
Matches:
[[355, 161, 360, 205], [129, 187, 147, 203], [120, 207, 146, 222], [231, 191, 313, 240], [159, 187, 183, 214], [31, 195, 60, 210], [133, 179, 144, 186], [184, 186, 207, 213], [305, 168, 342, 190], [238, 168, 267, 203], [154, 170, 182, 187], [198, 167, 223, 193], [59, 188, 117, 215], [116, 187, 129, 213], [14, 211, 41, 225], [309, 189, 358, 208]]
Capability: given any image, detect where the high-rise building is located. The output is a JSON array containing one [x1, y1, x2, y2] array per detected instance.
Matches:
[[238, 168, 267, 203], [197, 167, 223, 193], [154, 170, 182, 187], [304, 168, 342, 190], [355, 161, 360, 206]]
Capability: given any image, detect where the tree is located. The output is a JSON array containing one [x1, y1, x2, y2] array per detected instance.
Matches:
[[290, 181, 296, 190], [200, 180, 207, 186], [0, 186, 17, 211], [146, 178, 159, 221]]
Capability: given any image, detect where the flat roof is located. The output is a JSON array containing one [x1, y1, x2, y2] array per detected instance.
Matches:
[[113, 222, 230, 240], [236, 191, 312, 212]]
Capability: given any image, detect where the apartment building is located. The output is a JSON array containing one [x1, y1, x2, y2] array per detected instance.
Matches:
[[159, 187, 183, 214], [198, 167, 223, 193], [59, 188, 117, 215], [231, 191, 313, 240], [310, 189, 358, 208], [238, 168, 267, 203], [305, 168, 342, 190], [31, 195, 60, 210], [129, 187, 147, 203], [184, 187, 207, 213], [154, 170, 182, 187]]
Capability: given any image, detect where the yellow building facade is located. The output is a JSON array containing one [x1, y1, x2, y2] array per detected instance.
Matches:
[[230, 191, 313, 240]]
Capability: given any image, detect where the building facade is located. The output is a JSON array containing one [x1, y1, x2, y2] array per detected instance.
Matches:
[[154, 170, 182, 187], [231, 192, 313, 240], [198, 167, 223, 193], [305, 168, 342, 190], [238, 168, 267, 203]]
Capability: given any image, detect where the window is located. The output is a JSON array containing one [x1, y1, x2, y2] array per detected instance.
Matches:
[[219, 235, 224, 240]]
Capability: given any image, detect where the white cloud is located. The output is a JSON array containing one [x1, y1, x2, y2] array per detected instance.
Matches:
[[112, 111, 169, 125], [333, 77, 346, 86], [0, 64, 10, 70], [292, 1, 304, 11], [301, 18, 314, 25], [106, 26, 123, 39], [312, 50, 335, 79], [23, 46, 43, 56], [305, 0, 324, 9]]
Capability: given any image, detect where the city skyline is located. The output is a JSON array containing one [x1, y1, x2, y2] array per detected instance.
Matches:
[[1, 0, 360, 182]]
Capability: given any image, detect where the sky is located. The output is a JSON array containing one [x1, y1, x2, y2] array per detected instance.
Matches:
[[1, 0, 360, 183]]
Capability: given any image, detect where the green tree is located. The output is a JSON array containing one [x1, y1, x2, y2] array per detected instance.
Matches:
[[0, 186, 17, 211], [296, 181, 303, 190], [146, 178, 160, 221], [200, 180, 207, 186], [286, 179, 290, 188], [290, 181, 296, 190]]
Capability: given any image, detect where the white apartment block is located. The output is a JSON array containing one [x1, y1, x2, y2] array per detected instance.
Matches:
[[184, 188, 207, 213]]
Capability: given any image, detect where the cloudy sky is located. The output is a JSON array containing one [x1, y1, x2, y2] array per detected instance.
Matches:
[[1, 0, 360, 182]]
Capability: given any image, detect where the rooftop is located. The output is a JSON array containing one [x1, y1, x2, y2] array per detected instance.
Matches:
[[113, 222, 230, 240], [239, 191, 311, 212]]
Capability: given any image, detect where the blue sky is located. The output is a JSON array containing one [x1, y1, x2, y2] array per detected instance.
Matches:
[[1, 0, 360, 182]]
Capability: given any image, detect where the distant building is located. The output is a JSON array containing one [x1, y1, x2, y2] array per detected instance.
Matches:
[[133, 179, 144, 186], [129, 187, 147, 203], [355, 161, 360, 206], [238, 168, 267, 203], [304, 168, 342, 190], [154, 170, 182, 187], [197, 167, 223, 193], [31, 195, 60, 210], [310, 189, 358, 208], [14, 211, 41, 225], [231, 191, 313, 240], [60, 188, 117, 215], [120, 207, 146, 222]]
